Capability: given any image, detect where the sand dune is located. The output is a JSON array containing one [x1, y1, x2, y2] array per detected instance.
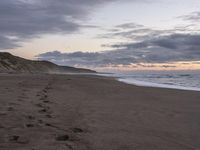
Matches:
[[0, 52, 95, 74]]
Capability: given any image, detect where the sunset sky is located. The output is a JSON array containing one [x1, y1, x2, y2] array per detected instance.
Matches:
[[1, 0, 200, 71]]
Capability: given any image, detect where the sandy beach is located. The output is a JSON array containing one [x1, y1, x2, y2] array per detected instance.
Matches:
[[0, 73, 200, 150]]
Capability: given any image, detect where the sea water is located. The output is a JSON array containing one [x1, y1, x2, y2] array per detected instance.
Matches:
[[98, 70, 200, 91]]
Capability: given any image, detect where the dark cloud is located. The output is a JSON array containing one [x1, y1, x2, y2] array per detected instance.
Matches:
[[0, 0, 82, 49], [152, 34, 200, 50], [0, 36, 20, 49], [37, 33, 200, 67], [110, 33, 200, 62], [0, 0, 146, 49], [179, 11, 200, 22]]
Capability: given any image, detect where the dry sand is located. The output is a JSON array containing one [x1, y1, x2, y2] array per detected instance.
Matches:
[[0, 73, 200, 150]]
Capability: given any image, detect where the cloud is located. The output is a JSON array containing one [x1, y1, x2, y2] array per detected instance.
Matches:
[[37, 33, 200, 68], [37, 9, 200, 68], [32, 8, 200, 68], [98, 21, 200, 42], [0, 0, 82, 49], [179, 11, 200, 22], [115, 23, 144, 29], [112, 34, 200, 51], [98, 22, 154, 40], [1, 0, 148, 49], [0, 36, 20, 49]]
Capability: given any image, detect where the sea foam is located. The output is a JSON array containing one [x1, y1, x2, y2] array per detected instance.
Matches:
[[98, 71, 200, 92]]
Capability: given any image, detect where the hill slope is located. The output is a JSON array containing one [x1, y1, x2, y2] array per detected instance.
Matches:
[[0, 52, 95, 73]]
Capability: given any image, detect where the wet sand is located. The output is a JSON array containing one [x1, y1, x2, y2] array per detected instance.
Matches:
[[0, 73, 200, 150]]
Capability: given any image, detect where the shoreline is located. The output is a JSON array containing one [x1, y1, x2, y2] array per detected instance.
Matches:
[[118, 77, 200, 92], [0, 73, 200, 150], [3, 71, 200, 92], [91, 72, 200, 92]]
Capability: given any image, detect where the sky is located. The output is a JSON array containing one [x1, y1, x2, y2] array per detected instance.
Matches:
[[1, 0, 200, 71]]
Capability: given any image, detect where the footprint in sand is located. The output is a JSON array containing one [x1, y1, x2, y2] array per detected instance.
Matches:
[[36, 103, 50, 109], [8, 135, 29, 144], [71, 128, 84, 133], [7, 106, 14, 111], [36, 92, 41, 97], [38, 108, 48, 113], [55, 135, 70, 141], [25, 123, 35, 128], [45, 114, 53, 118], [38, 119, 44, 124], [65, 143, 73, 150], [17, 98, 24, 101], [35, 103, 44, 108], [27, 115, 36, 120], [43, 100, 50, 103], [40, 94, 48, 100], [43, 89, 47, 93], [0, 111, 7, 116]]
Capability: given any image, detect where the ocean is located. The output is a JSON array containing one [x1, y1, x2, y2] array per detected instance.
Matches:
[[99, 70, 200, 91]]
